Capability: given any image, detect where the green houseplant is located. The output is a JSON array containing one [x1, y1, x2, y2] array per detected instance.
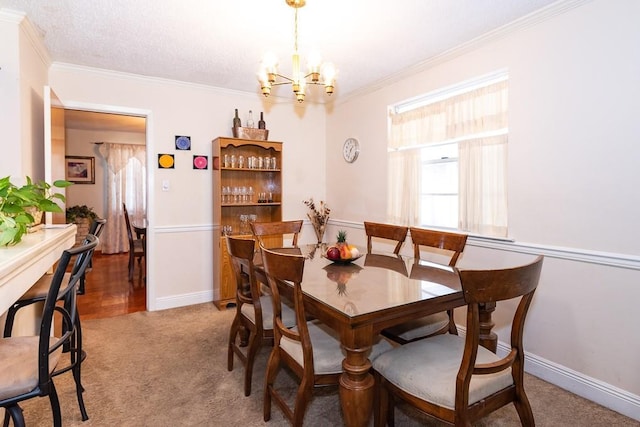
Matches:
[[66, 205, 98, 223], [0, 176, 72, 246], [66, 204, 99, 246]]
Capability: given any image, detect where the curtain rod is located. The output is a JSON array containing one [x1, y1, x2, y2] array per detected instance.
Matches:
[[92, 141, 144, 146]]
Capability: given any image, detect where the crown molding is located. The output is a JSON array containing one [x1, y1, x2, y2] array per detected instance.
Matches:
[[1, 8, 51, 67]]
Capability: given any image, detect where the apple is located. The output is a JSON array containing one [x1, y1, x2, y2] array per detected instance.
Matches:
[[326, 246, 340, 260]]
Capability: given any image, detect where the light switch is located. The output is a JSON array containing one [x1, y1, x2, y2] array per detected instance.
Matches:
[[162, 180, 170, 191]]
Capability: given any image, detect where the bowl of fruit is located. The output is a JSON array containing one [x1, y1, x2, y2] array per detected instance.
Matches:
[[322, 230, 362, 264]]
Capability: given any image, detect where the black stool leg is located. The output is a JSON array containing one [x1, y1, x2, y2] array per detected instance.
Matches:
[[73, 313, 89, 420]]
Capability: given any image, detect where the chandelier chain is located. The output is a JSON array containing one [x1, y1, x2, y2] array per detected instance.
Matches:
[[294, 8, 299, 53]]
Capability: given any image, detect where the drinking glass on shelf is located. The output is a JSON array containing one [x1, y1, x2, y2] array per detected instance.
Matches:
[[248, 186, 254, 202], [240, 214, 249, 234], [232, 187, 240, 203], [230, 155, 237, 168], [238, 155, 245, 168], [222, 186, 229, 203], [240, 186, 248, 203]]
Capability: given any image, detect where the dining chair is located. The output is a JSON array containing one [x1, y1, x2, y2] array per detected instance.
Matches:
[[372, 255, 544, 427], [79, 217, 106, 294], [2, 228, 102, 422], [0, 235, 98, 426], [226, 236, 296, 396], [249, 219, 303, 249], [364, 221, 409, 255], [260, 246, 392, 426], [123, 203, 145, 282], [381, 227, 468, 345]]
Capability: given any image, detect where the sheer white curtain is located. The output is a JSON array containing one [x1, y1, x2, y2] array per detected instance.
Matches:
[[458, 135, 508, 237], [101, 143, 146, 254], [388, 79, 508, 236]]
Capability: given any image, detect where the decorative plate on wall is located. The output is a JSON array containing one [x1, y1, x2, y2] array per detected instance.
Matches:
[[175, 135, 191, 150], [158, 154, 175, 169], [193, 155, 208, 170]]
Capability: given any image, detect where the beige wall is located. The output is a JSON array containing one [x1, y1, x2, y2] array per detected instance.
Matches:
[[49, 64, 327, 309], [4, 0, 639, 420], [325, 0, 640, 416]]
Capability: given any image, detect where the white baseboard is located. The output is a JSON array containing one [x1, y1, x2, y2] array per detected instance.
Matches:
[[455, 326, 640, 421], [152, 290, 213, 311], [514, 344, 640, 422]]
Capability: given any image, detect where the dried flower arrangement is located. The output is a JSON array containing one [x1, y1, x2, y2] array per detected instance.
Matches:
[[303, 198, 330, 244]]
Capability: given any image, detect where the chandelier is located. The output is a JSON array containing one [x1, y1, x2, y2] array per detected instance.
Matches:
[[257, 0, 336, 103]]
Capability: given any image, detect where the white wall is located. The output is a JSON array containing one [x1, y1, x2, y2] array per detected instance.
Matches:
[[0, 10, 49, 181], [326, 0, 640, 419], [49, 64, 327, 308], [0, 13, 22, 179]]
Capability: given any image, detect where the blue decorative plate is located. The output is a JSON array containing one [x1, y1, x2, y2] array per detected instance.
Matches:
[[175, 135, 191, 150]]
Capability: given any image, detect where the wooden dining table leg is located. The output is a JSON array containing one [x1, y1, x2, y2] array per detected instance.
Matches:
[[479, 301, 497, 352], [339, 329, 375, 427]]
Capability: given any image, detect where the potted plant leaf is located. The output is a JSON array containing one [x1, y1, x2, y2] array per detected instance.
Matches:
[[0, 176, 72, 246]]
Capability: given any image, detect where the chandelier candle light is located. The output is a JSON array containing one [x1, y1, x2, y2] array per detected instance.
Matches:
[[258, 0, 337, 103]]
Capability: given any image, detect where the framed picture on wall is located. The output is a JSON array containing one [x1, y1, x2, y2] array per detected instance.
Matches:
[[65, 156, 95, 184]]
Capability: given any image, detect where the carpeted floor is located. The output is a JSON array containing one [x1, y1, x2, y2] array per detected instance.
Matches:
[[17, 303, 638, 426]]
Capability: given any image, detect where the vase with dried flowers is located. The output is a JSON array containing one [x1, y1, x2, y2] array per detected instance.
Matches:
[[303, 198, 330, 244]]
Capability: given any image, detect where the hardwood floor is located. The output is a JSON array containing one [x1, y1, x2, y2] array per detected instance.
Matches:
[[78, 252, 146, 320]]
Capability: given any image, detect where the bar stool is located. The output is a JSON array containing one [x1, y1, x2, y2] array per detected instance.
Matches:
[[2, 221, 104, 421], [0, 235, 97, 426]]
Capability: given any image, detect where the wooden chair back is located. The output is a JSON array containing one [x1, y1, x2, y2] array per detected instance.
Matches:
[[260, 246, 308, 353], [260, 246, 327, 425], [226, 236, 263, 309], [409, 227, 468, 266], [454, 255, 544, 423], [250, 220, 303, 249], [374, 255, 544, 426], [122, 203, 135, 247], [364, 221, 409, 255]]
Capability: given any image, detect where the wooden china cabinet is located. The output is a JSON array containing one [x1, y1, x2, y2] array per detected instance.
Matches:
[[212, 136, 284, 309]]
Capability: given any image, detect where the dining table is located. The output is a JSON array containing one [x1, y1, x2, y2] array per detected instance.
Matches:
[[258, 245, 499, 427]]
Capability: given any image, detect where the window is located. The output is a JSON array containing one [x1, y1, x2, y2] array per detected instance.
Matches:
[[387, 72, 508, 238], [420, 143, 458, 228]]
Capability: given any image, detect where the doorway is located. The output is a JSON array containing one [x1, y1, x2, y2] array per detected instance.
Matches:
[[64, 109, 148, 318]]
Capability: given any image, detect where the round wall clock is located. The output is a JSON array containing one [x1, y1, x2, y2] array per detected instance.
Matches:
[[342, 138, 360, 163]]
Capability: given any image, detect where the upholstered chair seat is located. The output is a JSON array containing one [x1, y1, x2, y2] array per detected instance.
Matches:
[[0, 337, 62, 401], [373, 334, 512, 409], [241, 295, 296, 330], [280, 320, 393, 375]]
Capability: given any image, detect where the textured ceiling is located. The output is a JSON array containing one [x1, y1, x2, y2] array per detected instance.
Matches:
[[1, 0, 568, 104]]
